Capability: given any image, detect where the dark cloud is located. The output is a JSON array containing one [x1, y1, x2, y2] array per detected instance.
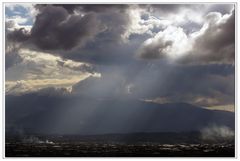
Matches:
[[64, 36, 146, 65], [35, 4, 129, 14], [7, 28, 30, 42], [97, 11, 130, 42], [30, 5, 102, 50], [5, 20, 15, 29], [6, 5, 104, 51], [35, 4, 79, 14], [5, 22, 29, 69], [79, 4, 129, 12], [31, 4, 131, 50], [6, 4, 136, 65], [139, 4, 193, 14], [56, 27, 151, 65]]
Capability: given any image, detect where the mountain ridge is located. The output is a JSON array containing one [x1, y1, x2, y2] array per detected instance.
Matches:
[[6, 93, 234, 135]]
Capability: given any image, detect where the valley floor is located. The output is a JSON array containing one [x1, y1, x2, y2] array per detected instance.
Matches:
[[5, 142, 234, 157]]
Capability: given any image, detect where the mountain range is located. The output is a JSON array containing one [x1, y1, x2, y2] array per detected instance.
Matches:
[[6, 93, 234, 135]]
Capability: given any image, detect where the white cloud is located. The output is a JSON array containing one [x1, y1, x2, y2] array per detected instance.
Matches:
[[6, 49, 99, 94], [5, 77, 87, 95], [5, 19, 32, 32], [6, 15, 28, 25], [137, 26, 191, 60], [124, 7, 174, 39]]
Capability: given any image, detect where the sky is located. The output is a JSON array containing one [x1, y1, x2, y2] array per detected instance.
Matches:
[[5, 3, 235, 113]]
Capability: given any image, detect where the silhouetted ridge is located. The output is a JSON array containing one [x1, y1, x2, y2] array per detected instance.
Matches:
[[6, 94, 234, 135]]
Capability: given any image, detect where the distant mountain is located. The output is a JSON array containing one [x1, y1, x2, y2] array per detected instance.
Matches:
[[5, 93, 234, 135]]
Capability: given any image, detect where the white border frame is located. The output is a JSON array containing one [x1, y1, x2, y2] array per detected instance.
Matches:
[[1, 1, 239, 160]]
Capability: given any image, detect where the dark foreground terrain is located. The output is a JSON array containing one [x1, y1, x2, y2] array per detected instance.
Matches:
[[5, 132, 235, 157], [6, 142, 234, 157]]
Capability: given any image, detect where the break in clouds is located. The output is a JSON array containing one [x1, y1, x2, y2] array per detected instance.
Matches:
[[5, 4, 235, 135]]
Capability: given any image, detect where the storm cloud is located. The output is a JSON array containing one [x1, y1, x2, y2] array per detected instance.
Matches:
[[7, 4, 235, 65], [31, 5, 102, 50], [6, 4, 138, 65]]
